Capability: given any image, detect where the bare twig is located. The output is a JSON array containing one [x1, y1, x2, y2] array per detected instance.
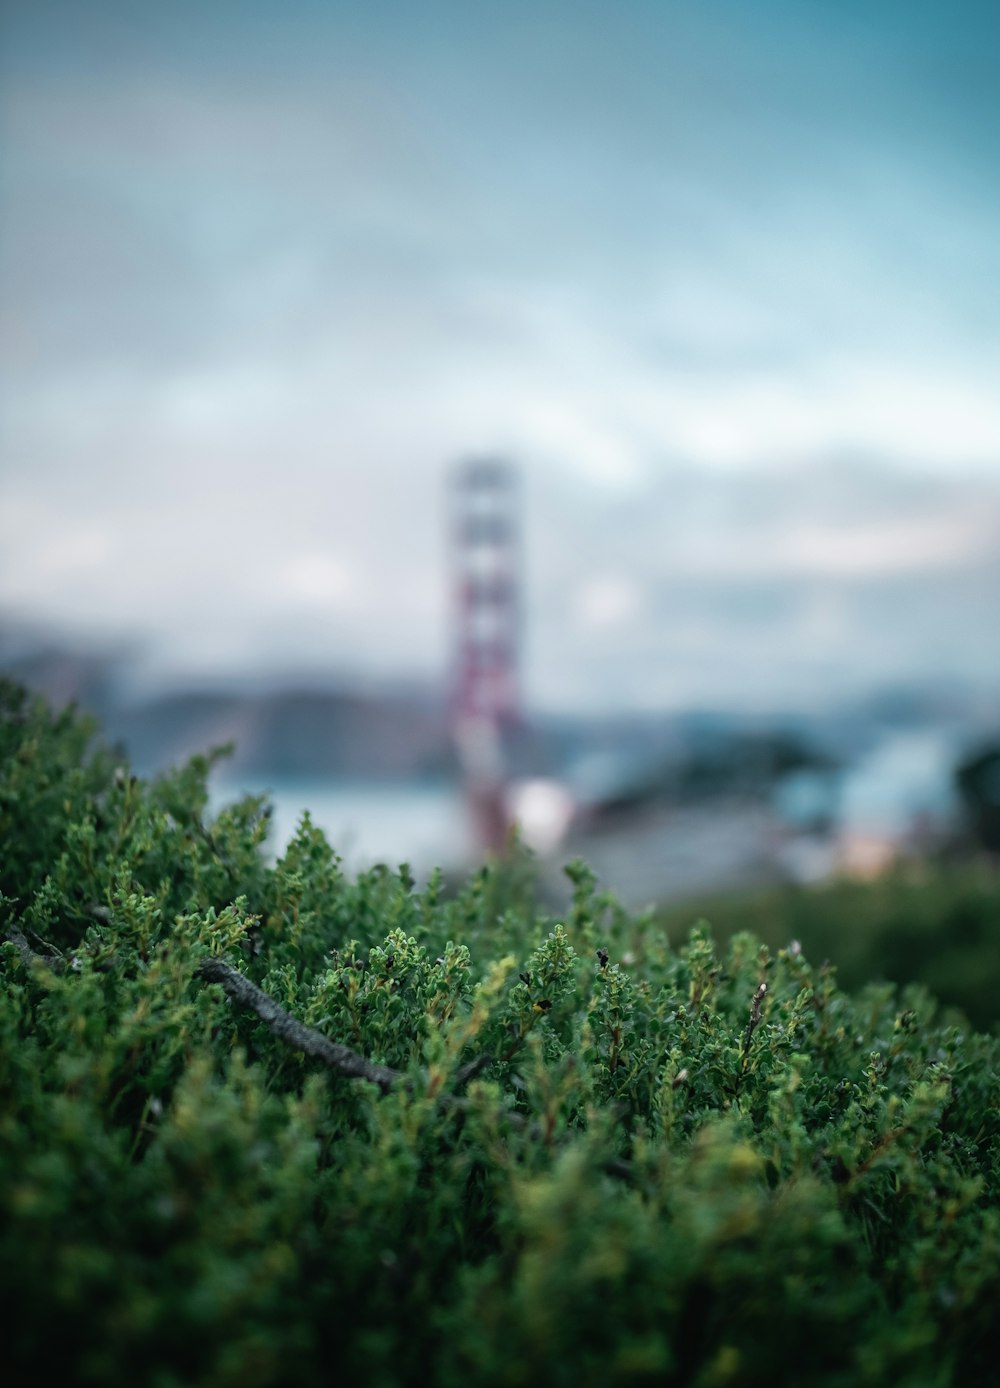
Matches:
[[198, 957, 403, 1093], [739, 981, 768, 1075], [6, 928, 640, 1182], [4, 928, 66, 973], [452, 1054, 491, 1089], [5, 930, 426, 1096]]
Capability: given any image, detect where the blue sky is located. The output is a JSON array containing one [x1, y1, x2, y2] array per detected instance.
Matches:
[[1, 0, 999, 711]]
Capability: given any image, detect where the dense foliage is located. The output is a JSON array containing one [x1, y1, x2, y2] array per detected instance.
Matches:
[[657, 863, 1000, 1035], [3, 680, 999, 1387], [955, 741, 1000, 854]]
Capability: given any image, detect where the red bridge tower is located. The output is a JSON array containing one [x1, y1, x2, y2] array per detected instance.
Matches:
[[449, 458, 520, 856]]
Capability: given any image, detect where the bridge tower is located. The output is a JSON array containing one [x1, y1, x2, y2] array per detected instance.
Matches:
[[448, 458, 520, 855]]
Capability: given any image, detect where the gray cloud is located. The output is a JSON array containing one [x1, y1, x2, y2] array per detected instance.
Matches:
[[1, 1, 999, 711]]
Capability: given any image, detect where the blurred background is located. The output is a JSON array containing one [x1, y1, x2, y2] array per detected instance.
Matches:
[[2, 0, 1000, 913]]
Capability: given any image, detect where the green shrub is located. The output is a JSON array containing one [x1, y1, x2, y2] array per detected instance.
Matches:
[[657, 864, 1000, 1034], [2, 680, 999, 1387]]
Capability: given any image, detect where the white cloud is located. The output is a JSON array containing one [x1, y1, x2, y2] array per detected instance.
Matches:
[[513, 397, 643, 489], [279, 555, 356, 608], [575, 575, 644, 630], [769, 512, 995, 579]]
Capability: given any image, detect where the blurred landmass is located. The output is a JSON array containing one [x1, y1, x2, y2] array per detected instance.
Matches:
[[2, 619, 998, 909]]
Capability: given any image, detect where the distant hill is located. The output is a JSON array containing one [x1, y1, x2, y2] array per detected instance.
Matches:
[[0, 626, 456, 780], [2, 622, 996, 797], [112, 685, 456, 780]]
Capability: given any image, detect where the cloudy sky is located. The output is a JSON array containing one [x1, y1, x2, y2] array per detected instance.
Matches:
[[2, 0, 999, 712]]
